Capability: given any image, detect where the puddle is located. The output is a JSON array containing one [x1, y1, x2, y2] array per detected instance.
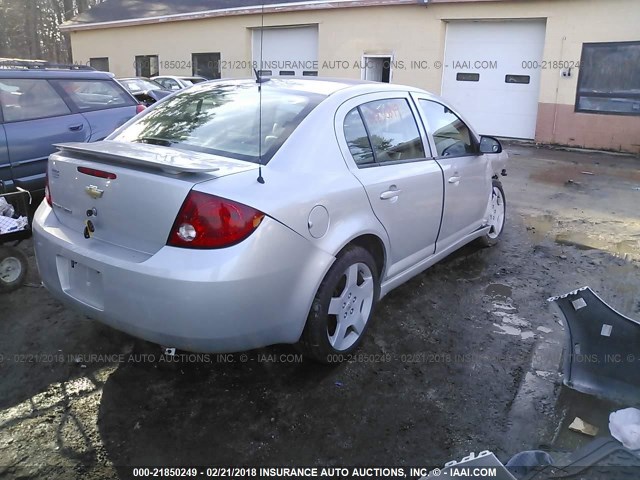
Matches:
[[522, 212, 640, 260], [493, 323, 535, 340], [493, 301, 517, 311], [555, 233, 597, 251], [493, 323, 521, 336], [486, 284, 534, 340], [493, 311, 530, 327], [555, 232, 640, 259], [485, 283, 513, 301], [552, 388, 620, 452], [523, 214, 556, 243]]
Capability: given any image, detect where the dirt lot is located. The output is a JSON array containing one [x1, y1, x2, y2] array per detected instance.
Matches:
[[1, 143, 640, 479]]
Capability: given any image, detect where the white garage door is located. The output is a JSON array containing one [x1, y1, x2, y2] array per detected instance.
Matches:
[[441, 20, 546, 139], [252, 25, 318, 77]]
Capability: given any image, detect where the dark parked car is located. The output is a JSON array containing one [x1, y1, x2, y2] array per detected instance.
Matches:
[[0, 61, 141, 192], [118, 77, 172, 106]]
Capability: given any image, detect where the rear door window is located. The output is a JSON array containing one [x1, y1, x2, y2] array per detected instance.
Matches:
[[358, 98, 425, 163], [52, 79, 135, 111], [0, 79, 71, 122]]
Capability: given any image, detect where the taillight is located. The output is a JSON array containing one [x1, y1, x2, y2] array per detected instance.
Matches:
[[136, 104, 146, 114], [167, 191, 265, 249], [45, 172, 52, 206]]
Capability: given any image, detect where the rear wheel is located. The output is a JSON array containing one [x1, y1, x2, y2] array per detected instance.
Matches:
[[478, 180, 506, 247], [0, 246, 28, 293], [298, 246, 380, 363]]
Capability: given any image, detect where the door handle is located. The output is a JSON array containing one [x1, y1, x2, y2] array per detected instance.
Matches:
[[448, 176, 461, 184], [380, 188, 401, 200], [69, 124, 84, 131]]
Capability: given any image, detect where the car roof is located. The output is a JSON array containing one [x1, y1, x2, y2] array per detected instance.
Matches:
[[0, 69, 116, 80], [155, 75, 205, 80], [201, 76, 430, 97]]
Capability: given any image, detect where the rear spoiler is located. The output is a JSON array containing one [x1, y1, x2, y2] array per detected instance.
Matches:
[[54, 141, 222, 174]]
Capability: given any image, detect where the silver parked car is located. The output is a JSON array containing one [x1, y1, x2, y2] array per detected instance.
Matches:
[[152, 75, 208, 90], [33, 78, 507, 362]]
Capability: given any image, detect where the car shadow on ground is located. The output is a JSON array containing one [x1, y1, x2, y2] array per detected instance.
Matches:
[[93, 212, 640, 478], [94, 235, 535, 477]]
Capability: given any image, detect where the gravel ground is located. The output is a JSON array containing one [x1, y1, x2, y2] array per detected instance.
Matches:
[[1, 143, 639, 479]]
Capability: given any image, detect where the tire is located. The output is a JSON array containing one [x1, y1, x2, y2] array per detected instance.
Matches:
[[477, 179, 507, 247], [298, 246, 380, 363], [0, 246, 28, 293]]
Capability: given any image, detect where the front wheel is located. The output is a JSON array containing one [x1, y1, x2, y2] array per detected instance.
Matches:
[[0, 246, 28, 293], [478, 180, 506, 247], [298, 246, 380, 363]]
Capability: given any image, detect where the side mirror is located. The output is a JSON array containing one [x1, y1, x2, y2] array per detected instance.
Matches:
[[479, 136, 502, 154]]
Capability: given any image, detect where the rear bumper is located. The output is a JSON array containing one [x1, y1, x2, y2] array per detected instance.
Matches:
[[33, 202, 334, 352]]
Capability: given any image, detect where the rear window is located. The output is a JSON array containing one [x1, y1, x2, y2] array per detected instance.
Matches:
[[120, 78, 163, 92], [112, 82, 324, 163], [52, 79, 134, 111]]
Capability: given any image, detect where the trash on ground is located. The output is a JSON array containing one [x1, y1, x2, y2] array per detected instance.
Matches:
[[0, 197, 14, 217], [581, 171, 595, 175], [422, 451, 516, 479], [548, 286, 640, 405], [609, 408, 640, 450], [423, 439, 640, 480], [0, 215, 28, 234], [568, 416, 599, 436], [505, 450, 553, 479]]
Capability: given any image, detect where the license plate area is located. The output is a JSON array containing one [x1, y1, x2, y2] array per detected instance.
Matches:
[[56, 256, 104, 310]]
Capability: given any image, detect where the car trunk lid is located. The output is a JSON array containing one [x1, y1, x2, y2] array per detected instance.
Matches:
[[48, 141, 257, 254]]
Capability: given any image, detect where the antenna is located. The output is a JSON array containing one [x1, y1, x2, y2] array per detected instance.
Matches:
[[256, 3, 265, 184]]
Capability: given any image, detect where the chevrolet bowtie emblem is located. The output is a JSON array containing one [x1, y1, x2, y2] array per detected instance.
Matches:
[[85, 185, 104, 199]]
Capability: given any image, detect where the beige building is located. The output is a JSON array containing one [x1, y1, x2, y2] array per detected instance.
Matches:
[[62, 0, 640, 153]]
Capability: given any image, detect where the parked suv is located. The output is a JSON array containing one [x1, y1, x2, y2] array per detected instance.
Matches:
[[0, 61, 141, 193]]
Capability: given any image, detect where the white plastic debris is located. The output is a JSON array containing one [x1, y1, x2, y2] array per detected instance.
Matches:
[[0, 197, 14, 217], [610, 408, 640, 450], [0, 215, 27, 234], [569, 417, 599, 436]]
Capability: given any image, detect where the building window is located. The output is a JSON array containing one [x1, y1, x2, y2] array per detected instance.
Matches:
[[89, 57, 109, 72], [192, 53, 221, 80], [505, 74, 530, 84], [456, 73, 480, 82], [135, 55, 159, 77], [576, 41, 640, 116]]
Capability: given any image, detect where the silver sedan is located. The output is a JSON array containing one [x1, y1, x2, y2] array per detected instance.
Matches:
[[33, 77, 507, 362]]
